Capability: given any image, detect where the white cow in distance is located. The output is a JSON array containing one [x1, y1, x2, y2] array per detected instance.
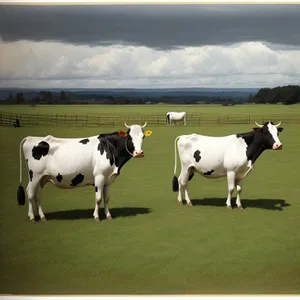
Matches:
[[166, 112, 187, 126]]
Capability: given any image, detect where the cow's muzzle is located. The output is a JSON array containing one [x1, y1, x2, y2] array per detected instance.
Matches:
[[133, 150, 144, 158], [273, 143, 283, 150]]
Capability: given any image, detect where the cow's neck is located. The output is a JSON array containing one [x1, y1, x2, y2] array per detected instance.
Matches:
[[237, 131, 266, 164], [115, 138, 133, 174], [98, 134, 133, 175]]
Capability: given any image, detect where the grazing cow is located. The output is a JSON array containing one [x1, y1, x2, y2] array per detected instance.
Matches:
[[166, 112, 186, 126], [17, 122, 153, 222], [172, 121, 284, 209]]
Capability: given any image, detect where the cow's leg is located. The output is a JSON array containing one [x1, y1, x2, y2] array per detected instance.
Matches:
[[93, 175, 105, 221], [178, 168, 192, 206], [103, 185, 113, 220], [226, 171, 236, 209], [235, 179, 243, 210], [26, 181, 39, 222], [35, 185, 47, 222]]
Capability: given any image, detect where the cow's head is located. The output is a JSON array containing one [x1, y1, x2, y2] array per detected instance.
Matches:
[[119, 122, 152, 158], [253, 121, 283, 150]]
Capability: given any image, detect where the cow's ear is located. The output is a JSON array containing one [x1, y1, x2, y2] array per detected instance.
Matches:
[[118, 130, 127, 137], [277, 127, 284, 132], [253, 127, 261, 133], [144, 130, 153, 137]]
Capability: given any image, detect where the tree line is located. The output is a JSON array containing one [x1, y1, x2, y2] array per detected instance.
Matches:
[[3, 85, 300, 105], [251, 85, 300, 105]]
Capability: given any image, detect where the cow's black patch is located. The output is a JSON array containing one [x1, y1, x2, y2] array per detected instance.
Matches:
[[193, 150, 201, 162], [32, 141, 50, 160], [204, 170, 214, 176], [92, 183, 95, 186], [97, 133, 118, 166], [95, 186, 98, 193], [79, 138, 89, 144], [56, 173, 63, 182], [96, 131, 135, 175], [70, 173, 84, 186], [29, 170, 33, 181], [97, 132, 135, 174]]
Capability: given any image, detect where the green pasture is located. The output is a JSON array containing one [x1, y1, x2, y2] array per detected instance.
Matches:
[[0, 105, 300, 295]]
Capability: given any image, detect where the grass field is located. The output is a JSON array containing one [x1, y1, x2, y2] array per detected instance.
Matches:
[[0, 104, 300, 295]]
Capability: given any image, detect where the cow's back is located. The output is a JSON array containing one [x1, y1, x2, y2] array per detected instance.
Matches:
[[177, 134, 248, 177], [22, 135, 113, 188]]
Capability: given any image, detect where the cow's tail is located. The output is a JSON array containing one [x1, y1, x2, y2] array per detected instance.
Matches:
[[17, 138, 27, 206], [166, 113, 170, 126], [172, 136, 180, 192]]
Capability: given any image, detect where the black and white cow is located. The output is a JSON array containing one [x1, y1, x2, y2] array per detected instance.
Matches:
[[17, 122, 153, 222], [172, 121, 284, 209], [166, 112, 187, 126]]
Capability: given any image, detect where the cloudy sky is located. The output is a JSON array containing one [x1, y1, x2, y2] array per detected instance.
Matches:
[[0, 4, 300, 89]]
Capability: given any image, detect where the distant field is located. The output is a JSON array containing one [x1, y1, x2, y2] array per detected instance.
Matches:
[[1, 103, 300, 116], [0, 105, 300, 295]]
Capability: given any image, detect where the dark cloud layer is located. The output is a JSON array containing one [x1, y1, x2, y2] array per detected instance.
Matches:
[[1, 4, 300, 49]]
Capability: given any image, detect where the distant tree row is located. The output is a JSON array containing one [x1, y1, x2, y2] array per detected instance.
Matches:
[[3, 85, 300, 105], [5, 90, 72, 105], [4, 90, 243, 105], [251, 85, 300, 105]]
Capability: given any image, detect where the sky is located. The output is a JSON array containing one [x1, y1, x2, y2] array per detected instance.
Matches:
[[0, 4, 300, 89]]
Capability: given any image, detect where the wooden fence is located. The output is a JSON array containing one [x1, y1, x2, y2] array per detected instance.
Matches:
[[1, 111, 300, 128]]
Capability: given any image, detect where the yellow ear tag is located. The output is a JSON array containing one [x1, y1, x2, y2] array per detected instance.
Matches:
[[144, 130, 152, 137], [118, 131, 127, 137]]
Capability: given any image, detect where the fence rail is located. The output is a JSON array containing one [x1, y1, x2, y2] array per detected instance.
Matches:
[[1, 111, 300, 128]]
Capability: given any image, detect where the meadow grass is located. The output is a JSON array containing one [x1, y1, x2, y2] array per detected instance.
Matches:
[[0, 105, 300, 295]]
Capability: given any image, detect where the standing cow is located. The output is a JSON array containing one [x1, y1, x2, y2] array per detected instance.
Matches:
[[17, 122, 153, 222], [166, 112, 187, 126], [172, 121, 283, 209]]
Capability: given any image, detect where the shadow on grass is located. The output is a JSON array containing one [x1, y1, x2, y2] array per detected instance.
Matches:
[[187, 198, 290, 211], [45, 207, 152, 220]]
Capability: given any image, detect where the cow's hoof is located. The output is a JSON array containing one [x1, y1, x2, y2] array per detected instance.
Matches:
[[238, 206, 244, 210], [107, 216, 113, 220], [41, 217, 47, 223], [187, 202, 193, 207], [30, 219, 36, 224], [95, 217, 100, 222], [227, 206, 232, 210], [178, 201, 183, 206]]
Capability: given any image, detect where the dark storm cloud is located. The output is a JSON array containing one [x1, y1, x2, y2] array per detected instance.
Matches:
[[1, 4, 300, 49]]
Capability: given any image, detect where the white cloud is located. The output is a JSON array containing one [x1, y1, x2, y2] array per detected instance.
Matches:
[[0, 40, 299, 88]]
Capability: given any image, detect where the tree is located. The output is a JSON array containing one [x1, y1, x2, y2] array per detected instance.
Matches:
[[16, 92, 25, 104], [6, 92, 14, 104]]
